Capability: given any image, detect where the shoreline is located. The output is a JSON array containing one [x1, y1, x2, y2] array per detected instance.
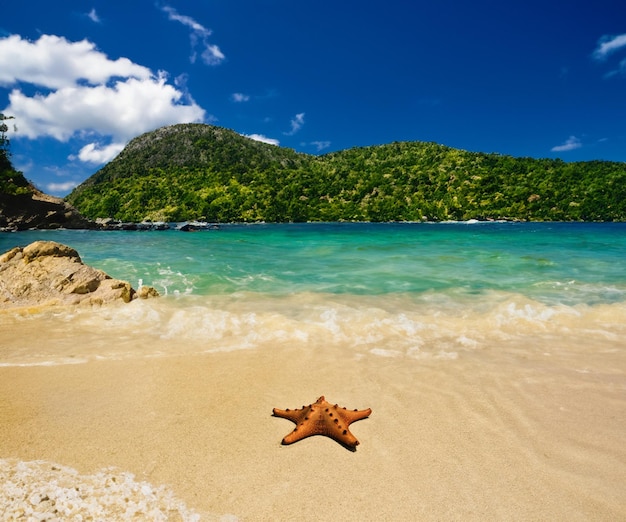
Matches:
[[4, 218, 626, 234], [2, 340, 625, 520]]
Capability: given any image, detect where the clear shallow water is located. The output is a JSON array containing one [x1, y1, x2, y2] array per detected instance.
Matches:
[[1, 222, 626, 365], [2, 222, 625, 303]]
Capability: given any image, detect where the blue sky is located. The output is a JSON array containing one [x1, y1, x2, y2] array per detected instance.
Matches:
[[1, 1, 625, 196]]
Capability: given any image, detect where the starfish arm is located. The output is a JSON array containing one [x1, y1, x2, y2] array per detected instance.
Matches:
[[281, 424, 316, 445], [328, 428, 360, 449], [321, 414, 361, 448], [338, 407, 372, 424], [272, 406, 308, 424]]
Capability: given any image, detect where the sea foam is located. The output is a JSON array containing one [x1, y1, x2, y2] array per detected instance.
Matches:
[[1, 291, 625, 366], [0, 459, 214, 521]]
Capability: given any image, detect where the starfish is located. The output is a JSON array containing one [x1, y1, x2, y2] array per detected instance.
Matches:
[[272, 396, 371, 451]]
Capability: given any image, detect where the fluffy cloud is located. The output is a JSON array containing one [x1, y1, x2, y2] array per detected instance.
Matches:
[[285, 112, 305, 135], [0, 34, 206, 164], [73, 142, 126, 164], [0, 34, 150, 89], [243, 133, 280, 146], [551, 136, 582, 152], [160, 5, 225, 66], [6, 75, 204, 141]]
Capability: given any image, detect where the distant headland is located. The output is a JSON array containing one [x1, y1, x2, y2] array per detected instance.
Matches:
[[3, 123, 626, 229]]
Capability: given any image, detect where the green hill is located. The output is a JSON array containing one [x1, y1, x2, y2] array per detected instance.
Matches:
[[66, 123, 626, 222]]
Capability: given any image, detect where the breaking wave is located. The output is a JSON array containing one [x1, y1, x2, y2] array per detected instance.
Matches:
[[1, 291, 624, 366], [0, 459, 211, 521]]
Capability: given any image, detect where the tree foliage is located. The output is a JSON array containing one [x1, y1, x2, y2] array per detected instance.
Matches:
[[65, 123, 626, 222], [0, 114, 32, 196]]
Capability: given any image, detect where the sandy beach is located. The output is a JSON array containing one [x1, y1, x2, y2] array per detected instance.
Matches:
[[2, 326, 625, 521]]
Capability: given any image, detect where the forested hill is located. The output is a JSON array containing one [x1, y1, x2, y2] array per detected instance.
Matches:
[[66, 123, 626, 222]]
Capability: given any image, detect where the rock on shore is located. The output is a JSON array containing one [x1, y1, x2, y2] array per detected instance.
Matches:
[[0, 241, 159, 308], [0, 188, 95, 231]]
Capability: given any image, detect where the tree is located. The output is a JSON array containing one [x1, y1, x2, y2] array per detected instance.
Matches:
[[0, 113, 16, 171], [0, 114, 32, 196]]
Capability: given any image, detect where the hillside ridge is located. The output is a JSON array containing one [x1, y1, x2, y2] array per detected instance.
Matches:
[[66, 123, 626, 222]]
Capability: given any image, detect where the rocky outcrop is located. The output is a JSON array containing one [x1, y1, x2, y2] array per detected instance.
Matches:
[[0, 188, 95, 231], [0, 241, 159, 308]]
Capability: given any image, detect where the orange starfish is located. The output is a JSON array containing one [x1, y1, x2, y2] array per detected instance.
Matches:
[[272, 396, 372, 451]]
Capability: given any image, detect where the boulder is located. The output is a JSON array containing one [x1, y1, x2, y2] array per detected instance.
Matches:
[[0, 240, 159, 309]]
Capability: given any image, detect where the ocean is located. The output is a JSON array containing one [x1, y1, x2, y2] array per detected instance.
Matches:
[[1, 222, 625, 520], [2, 222, 625, 365]]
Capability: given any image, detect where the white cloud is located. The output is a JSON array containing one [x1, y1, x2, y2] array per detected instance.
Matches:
[[6, 75, 205, 142], [593, 34, 626, 60], [0, 34, 206, 165], [284, 112, 305, 135], [160, 4, 225, 66], [231, 92, 250, 102], [73, 142, 126, 164], [201, 45, 225, 66], [551, 136, 582, 152], [87, 8, 101, 24], [47, 180, 79, 193], [243, 133, 280, 146], [0, 34, 150, 89]]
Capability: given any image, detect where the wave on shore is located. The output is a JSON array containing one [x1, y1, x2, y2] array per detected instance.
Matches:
[[0, 459, 203, 521], [1, 291, 625, 367]]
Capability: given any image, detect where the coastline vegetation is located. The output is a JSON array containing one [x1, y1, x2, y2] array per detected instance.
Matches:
[[54, 123, 626, 223], [0, 113, 32, 197]]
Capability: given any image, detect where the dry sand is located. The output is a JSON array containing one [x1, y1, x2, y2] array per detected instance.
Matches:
[[1, 336, 625, 521]]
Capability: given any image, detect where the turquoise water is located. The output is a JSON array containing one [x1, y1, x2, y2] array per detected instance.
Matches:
[[2, 222, 625, 305], [2, 222, 626, 365]]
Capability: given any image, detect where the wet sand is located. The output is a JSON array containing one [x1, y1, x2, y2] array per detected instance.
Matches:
[[1, 336, 625, 521]]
